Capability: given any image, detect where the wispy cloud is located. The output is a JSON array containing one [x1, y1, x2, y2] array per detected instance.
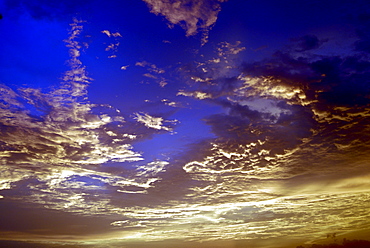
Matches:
[[0, 19, 169, 211], [134, 112, 178, 131], [102, 30, 122, 38], [101, 30, 122, 58], [1, 19, 141, 169], [135, 61, 168, 87]]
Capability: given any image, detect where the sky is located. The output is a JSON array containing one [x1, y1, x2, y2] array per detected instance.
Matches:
[[0, 0, 370, 247]]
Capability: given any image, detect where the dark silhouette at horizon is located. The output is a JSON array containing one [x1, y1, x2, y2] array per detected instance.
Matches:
[[296, 239, 370, 248]]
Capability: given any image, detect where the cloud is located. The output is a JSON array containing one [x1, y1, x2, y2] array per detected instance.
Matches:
[[5, 0, 93, 20], [1, 7, 370, 246], [177, 41, 246, 99], [0, 19, 173, 217], [353, 12, 370, 53], [79, 14, 370, 248], [0, 20, 141, 168], [101, 30, 122, 59], [142, 0, 228, 37], [174, 36, 370, 243], [292, 34, 326, 52], [177, 90, 212, 99], [133, 112, 178, 131], [101, 30, 122, 38], [135, 61, 168, 87], [161, 98, 181, 107]]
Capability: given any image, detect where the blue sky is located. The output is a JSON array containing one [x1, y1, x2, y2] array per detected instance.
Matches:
[[1, 0, 370, 247]]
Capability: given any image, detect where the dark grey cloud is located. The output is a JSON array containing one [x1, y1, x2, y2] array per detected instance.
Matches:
[[310, 56, 370, 106], [292, 34, 325, 52], [5, 0, 92, 20], [352, 11, 370, 53], [242, 51, 370, 109]]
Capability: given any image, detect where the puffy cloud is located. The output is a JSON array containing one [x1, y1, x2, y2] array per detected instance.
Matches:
[[142, 0, 228, 37]]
